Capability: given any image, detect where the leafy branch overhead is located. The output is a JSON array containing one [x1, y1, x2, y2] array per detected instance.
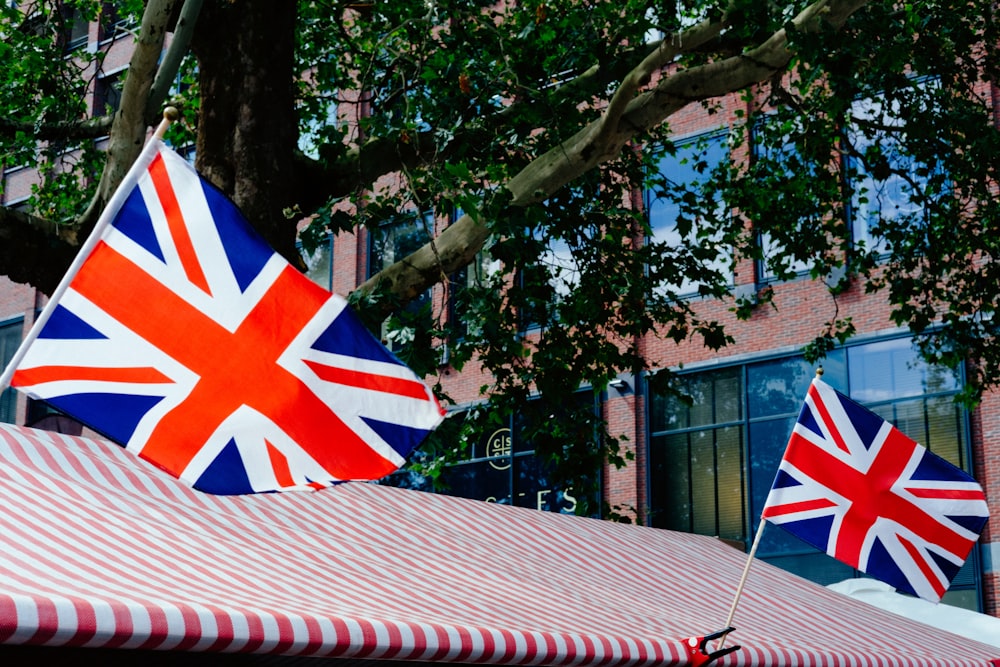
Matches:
[[2, 0, 999, 509]]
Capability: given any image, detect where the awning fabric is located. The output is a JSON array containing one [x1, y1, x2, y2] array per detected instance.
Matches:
[[0, 423, 997, 666]]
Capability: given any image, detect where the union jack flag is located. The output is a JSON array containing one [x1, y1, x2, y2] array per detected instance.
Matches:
[[762, 377, 988, 602], [4, 140, 445, 494]]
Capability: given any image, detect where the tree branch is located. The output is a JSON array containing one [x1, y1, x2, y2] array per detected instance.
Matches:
[[0, 115, 114, 142], [77, 0, 182, 232], [0, 207, 79, 294], [145, 0, 204, 124], [355, 0, 874, 316]]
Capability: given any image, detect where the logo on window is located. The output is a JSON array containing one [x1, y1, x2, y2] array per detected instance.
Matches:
[[486, 428, 512, 469]]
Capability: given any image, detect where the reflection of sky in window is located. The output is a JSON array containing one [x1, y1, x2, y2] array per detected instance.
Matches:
[[848, 87, 932, 255], [298, 98, 339, 160], [753, 123, 812, 280], [647, 133, 730, 295], [540, 235, 578, 298], [847, 336, 959, 403]]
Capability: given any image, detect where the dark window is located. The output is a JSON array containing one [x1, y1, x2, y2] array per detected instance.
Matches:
[[301, 233, 333, 292], [99, 2, 134, 42], [95, 70, 124, 116], [1, 320, 23, 423], [383, 392, 599, 515], [750, 121, 813, 282], [60, 5, 89, 51]]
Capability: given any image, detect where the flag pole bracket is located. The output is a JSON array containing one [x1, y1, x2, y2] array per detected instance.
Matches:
[[681, 627, 739, 666]]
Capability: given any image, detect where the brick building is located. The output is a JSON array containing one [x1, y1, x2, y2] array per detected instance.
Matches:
[[1, 6, 997, 621]]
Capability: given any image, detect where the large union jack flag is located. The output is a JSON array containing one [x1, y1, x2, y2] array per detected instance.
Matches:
[[762, 377, 988, 602], [3, 140, 445, 494]]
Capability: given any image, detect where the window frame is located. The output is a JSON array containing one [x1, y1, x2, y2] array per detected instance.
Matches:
[[643, 129, 734, 298]]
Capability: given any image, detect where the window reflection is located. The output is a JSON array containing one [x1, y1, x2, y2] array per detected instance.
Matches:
[[650, 335, 975, 606]]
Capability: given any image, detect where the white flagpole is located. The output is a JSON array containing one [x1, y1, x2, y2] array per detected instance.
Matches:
[[720, 517, 767, 645], [0, 108, 178, 393]]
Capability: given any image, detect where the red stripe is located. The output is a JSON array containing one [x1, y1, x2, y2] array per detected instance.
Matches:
[[907, 487, 985, 501], [148, 152, 212, 296], [898, 534, 947, 600], [266, 440, 297, 488], [12, 365, 172, 387], [808, 382, 852, 454], [303, 360, 432, 401], [761, 497, 837, 518]]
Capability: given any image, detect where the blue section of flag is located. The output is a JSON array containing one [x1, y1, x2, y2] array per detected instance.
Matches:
[[361, 416, 433, 458], [39, 305, 106, 340], [114, 187, 165, 262], [311, 308, 400, 364], [194, 439, 254, 495], [47, 393, 163, 445], [201, 181, 274, 293], [837, 394, 882, 450]]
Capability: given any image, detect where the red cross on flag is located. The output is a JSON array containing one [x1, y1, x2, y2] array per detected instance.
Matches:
[[762, 377, 988, 602], [1, 139, 445, 494]]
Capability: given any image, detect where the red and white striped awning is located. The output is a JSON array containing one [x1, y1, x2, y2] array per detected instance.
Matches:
[[0, 423, 997, 666]]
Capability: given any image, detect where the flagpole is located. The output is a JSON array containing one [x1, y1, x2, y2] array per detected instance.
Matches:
[[0, 107, 179, 393], [720, 517, 767, 643], [718, 367, 822, 648]]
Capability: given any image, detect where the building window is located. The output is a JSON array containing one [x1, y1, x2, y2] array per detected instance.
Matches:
[[301, 233, 333, 292], [448, 241, 498, 339], [845, 80, 938, 257], [649, 336, 979, 608], [368, 211, 434, 344], [384, 391, 599, 515], [369, 211, 433, 280], [750, 119, 813, 283], [95, 70, 124, 116], [644, 132, 731, 297], [60, 5, 89, 52], [1, 319, 23, 423], [99, 1, 134, 42]]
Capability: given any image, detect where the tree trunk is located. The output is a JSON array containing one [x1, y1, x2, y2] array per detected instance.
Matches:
[[190, 0, 301, 266]]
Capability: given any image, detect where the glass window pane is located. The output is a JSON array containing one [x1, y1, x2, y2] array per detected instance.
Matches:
[[302, 236, 332, 290], [512, 455, 582, 514], [714, 426, 745, 542], [747, 357, 819, 419], [761, 552, 856, 586], [925, 396, 964, 468], [1, 321, 22, 423], [646, 132, 731, 296], [649, 427, 745, 542], [649, 433, 692, 531], [748, 416, 796, 525], [653, 367, 742, 433], [439, 460, 511, 504], [848, 337, 959, 402]]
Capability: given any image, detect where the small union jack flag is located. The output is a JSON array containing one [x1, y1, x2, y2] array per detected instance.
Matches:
[[762, 377, 988, 602], [4, 140, 445, 494]]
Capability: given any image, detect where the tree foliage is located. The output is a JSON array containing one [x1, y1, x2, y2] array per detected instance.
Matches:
[[1, 0, 999, 515]]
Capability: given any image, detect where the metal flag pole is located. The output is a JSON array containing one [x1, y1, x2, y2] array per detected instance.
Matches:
[[0, 108, 179, 393]]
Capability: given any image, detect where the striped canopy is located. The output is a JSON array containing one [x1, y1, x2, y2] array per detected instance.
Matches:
[[0, 423, 997, 666]]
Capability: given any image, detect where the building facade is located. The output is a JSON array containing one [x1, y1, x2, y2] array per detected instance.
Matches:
[[1, 5, 997, 619]]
